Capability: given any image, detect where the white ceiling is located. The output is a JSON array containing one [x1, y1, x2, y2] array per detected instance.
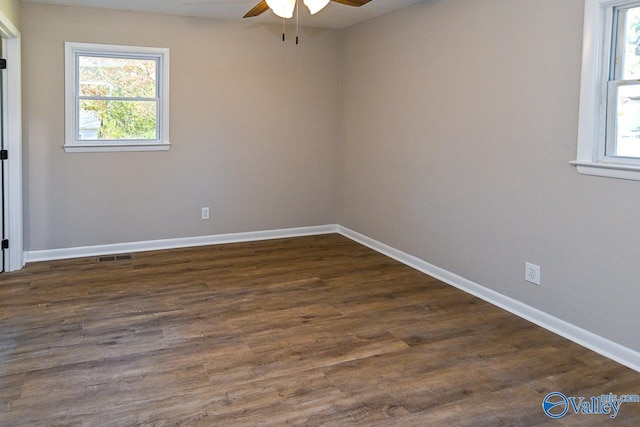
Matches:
[[21, 0, 423, 29]]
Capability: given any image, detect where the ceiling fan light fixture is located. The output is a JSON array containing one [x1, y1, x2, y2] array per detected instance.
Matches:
[[266, 0, 296, 18], [303, 0, 331, 15]]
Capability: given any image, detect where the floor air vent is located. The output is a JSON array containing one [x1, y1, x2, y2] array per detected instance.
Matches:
[[99, 254, 133, 262]]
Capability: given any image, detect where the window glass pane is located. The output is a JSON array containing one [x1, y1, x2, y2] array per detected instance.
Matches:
[[78, 55, 157, 98], [612, 84, 640, 157], [621, 6, 640, 80], [79, 100, 157, 140]]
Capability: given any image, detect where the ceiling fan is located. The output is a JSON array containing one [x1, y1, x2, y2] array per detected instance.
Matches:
[[243, 0, 372, 19]]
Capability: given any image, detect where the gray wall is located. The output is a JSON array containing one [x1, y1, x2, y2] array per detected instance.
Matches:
[[339, 0, 640, 352], [22, 3, 340, 250]]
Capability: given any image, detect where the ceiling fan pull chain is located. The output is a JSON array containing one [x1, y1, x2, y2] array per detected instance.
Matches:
[[296, 0, 300, 45]]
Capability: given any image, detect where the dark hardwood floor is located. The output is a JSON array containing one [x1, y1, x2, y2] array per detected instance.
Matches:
[[0, 234, 638, 426]]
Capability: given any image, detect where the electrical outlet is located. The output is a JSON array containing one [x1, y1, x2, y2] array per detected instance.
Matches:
[[201, 207, 210, 220], [525, 262, 541, 286]]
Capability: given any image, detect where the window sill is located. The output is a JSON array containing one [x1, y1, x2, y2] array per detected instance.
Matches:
[[64, 143, 171, 153], [570, 160, 640, 181]]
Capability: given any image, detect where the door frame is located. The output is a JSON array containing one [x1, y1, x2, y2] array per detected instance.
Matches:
[[0, 10, 22, 271]]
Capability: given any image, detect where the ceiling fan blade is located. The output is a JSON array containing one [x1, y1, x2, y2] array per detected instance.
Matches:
[[243, 0, 270, 18], [243, 0, 371, 18], [330, 0, 372, 6]]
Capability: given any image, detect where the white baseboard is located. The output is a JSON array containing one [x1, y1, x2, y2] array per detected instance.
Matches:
[[23, 223, 639, 372], [24, 224, 339, 263], [337, 226, 640, 373]]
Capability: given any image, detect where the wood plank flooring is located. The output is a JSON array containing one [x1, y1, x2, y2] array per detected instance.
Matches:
[[0, 234, 638, 426]]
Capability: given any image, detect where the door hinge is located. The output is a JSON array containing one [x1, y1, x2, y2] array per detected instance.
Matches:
[[0, 150, 7, 160], [0, 59, 6, 70], [1, 240, 8, 250]]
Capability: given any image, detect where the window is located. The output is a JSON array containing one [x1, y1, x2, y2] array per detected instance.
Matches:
[[64, 42, 170, 152], [574, 0, 640, 180]]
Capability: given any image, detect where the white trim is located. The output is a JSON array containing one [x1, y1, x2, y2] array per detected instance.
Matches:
[[571, 160, 640, 180], [5, 37, 22, 271], [576, 0, 609, 164], [337, 226, 640, 373], [0, 9, 22, 271], [24, 225, 339, 263], [63, 143, 171, 153]]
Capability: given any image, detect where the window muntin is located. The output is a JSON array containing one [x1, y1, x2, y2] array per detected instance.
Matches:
[[64, 43, 170, 152]]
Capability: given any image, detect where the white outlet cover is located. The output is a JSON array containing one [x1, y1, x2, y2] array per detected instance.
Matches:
[[525, 262, 541, 286]]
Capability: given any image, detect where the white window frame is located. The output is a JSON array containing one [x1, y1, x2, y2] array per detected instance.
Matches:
[[573, 0, 640, 180], [64, 42, 170, 153]]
